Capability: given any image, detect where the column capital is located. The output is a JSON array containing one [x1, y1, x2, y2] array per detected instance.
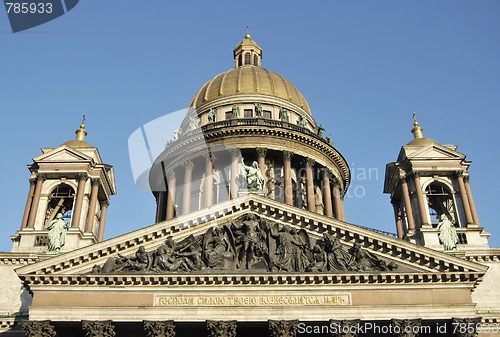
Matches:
[[91, 178, 101, 186], [20, 320, 57, 337], [391, 318, 422, 337], [144, 320, 176, 337], [256, 147, 267, 158], [182, 160, 194, 169], [100, 200, 110, 208], [78, 172, 89, 181], [167, 169, 176, 181], [320, 168, 332, 179], [306, 158, 315, 167], [283, 150, 293, 160], [455, 170, 465, 178], [207, 320, 237, 337], [413, 171, 422, 178], [269, 320, 298, 337], [229, 148, 241, 158], [29, 177, 37, 185], [37, 173, 47, 181], [82, 320, 116, 337], [204, 152, 217, 162], [463, 174, 470, 183]]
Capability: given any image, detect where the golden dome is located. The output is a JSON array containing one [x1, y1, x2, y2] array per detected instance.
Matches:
[[406, 137, 436, 146], [189, 65, 312, 116], [189, 34, 312, 117]]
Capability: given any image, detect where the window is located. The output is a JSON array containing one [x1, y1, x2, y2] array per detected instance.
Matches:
[[238, 54, 242, 67], [244, 52, 251, 65], [244, 109, 253, 118], [254, 54, 258, 66], [225, 111, 232, 120], [263, 110, 272, 119]]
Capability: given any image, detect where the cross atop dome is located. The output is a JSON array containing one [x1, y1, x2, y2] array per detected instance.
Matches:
[[233, 32, 262, 68]]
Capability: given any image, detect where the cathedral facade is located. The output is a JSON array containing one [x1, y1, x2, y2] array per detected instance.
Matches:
[[1, 35, 499, 337]]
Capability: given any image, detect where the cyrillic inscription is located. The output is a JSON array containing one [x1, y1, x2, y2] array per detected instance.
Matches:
[[154, 294, 351, 307]]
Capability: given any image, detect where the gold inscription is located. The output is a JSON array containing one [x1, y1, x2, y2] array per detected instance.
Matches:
[[155, 294, 351, 307]]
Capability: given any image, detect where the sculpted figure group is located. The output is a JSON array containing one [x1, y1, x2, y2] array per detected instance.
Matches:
[[93, 214, 397, 274]]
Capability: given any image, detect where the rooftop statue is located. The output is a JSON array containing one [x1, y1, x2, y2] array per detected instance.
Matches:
[[437, 213, 459, 251], [239, 158, 265, 191], [47, 213, 68, 253]]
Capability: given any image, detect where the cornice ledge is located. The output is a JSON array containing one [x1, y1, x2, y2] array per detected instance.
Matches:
[[20, 271, 484, 287]]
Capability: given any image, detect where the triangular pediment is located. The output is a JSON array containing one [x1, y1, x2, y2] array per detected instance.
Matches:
[[34, 146, 94, 163], [17, 194, 487, 287], [402, 143, 465, 162]]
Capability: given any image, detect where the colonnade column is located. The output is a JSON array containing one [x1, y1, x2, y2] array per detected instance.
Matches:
[[392, 199, 404, 239], [400, 175, 416, 233], [97, 201, 109, 242], [205, 154, 214, 208], [464, 175, 480, 225], [333, 181, 344, 221], [85, 178, 100, 233], [182, 160, 194, 215], [26, 174, 46, 229], [322, 169, 333, 217], [166, 170, 176, 220], [305, 158, 316, 212], [71, 173, 88, 229], [413, 172, 430, 227], [283, 151, 293, 205], [230, 149, 239, 199], [456, 171, 474, 226], [256, 148, 267, 191], [20, 177, 36, 230]]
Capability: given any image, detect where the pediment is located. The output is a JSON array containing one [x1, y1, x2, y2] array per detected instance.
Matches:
[[16, 194, 486, 287], [404, 144, 465, 161], [34, 146, 94, 163]]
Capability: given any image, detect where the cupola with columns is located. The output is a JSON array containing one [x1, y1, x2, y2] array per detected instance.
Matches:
[[11, 118, 117, 253], [384, 114, 490, 251], [149, 35, 350, 222]]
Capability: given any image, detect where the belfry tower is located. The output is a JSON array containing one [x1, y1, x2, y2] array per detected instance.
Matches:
[[384, 115, 490, 251], [11, 119, 116, 253]]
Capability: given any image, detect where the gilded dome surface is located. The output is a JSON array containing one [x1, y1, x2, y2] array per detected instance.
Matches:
[[189, 34, 312, 117], [190, 66, 311, 116]]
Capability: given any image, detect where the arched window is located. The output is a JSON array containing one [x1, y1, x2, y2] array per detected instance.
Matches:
[[426, 182, 456, 226], [244, 52, 251, 65], [253, 54, 258, 66], [45, 184, 75, 225], [238, 54, 242, 67]]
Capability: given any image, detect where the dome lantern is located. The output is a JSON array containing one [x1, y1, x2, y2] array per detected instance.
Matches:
[[233, 33, 262, 68]]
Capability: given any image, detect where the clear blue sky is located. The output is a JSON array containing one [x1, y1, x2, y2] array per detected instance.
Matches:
[[1, 0, 499, 252]]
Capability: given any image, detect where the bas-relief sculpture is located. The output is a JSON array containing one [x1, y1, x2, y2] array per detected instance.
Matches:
[[93, 214, 398, 274]]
